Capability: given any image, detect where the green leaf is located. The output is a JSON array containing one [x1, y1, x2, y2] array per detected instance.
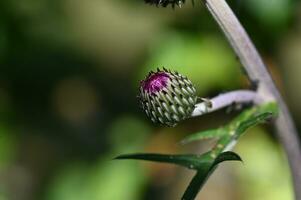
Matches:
[[115, 151, 242, 200], [211, 103, 278, 154], [181, 151, 242, 200], [231, 102, 278, 127], [115, 103, 278, 200], [180, 128, 227, 145], [181, 170, 213, 200], [235, 112, 274, 137], [115, 153, 212, 170], [181, 103, 278, 147], [213, 151, 242, 165]]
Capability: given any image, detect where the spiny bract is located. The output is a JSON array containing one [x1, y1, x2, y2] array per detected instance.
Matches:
[[144, 0, 186, 8], [138, 68, 197, 126]]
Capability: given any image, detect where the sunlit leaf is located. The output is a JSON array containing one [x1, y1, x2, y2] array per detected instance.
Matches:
[[236, 112, 274, 136], [231, 102, 278, 126], [212, 102, 278, 153], [180, 128, 227, 145]]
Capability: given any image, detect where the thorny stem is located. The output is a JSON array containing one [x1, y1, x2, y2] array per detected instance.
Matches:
[[202, 0, 301, 199], [191, 90, 257, 117]]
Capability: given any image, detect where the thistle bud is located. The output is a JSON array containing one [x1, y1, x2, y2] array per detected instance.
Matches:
[[138, 68, 197, 126]]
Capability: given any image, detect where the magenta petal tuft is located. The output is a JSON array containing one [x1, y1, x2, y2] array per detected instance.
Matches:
[[141, 72, 170, 94]]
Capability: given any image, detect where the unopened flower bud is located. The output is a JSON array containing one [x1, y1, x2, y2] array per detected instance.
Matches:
[[138, 68, 197, 126]]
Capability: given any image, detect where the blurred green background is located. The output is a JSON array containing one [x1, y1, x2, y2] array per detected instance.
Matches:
[[0, 0, 300, 199]]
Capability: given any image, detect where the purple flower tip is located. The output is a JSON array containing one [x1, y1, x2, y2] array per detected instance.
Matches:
[[141, 72, 170, 94]]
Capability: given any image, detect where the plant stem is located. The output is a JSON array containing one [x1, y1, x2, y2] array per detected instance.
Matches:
[[202, 0, 301, 199], [191, 90, 257, 117]]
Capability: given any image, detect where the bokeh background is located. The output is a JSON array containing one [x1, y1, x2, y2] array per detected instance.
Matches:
[[0, 0, 301, 199]]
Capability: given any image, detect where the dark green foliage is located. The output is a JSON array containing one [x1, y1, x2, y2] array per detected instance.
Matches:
[[115, 153, 206, 170], [115, 151, 241, 171], [116, 151, 241, 200], [115, 102, 278, 199], [181, 151, 242, 200]]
